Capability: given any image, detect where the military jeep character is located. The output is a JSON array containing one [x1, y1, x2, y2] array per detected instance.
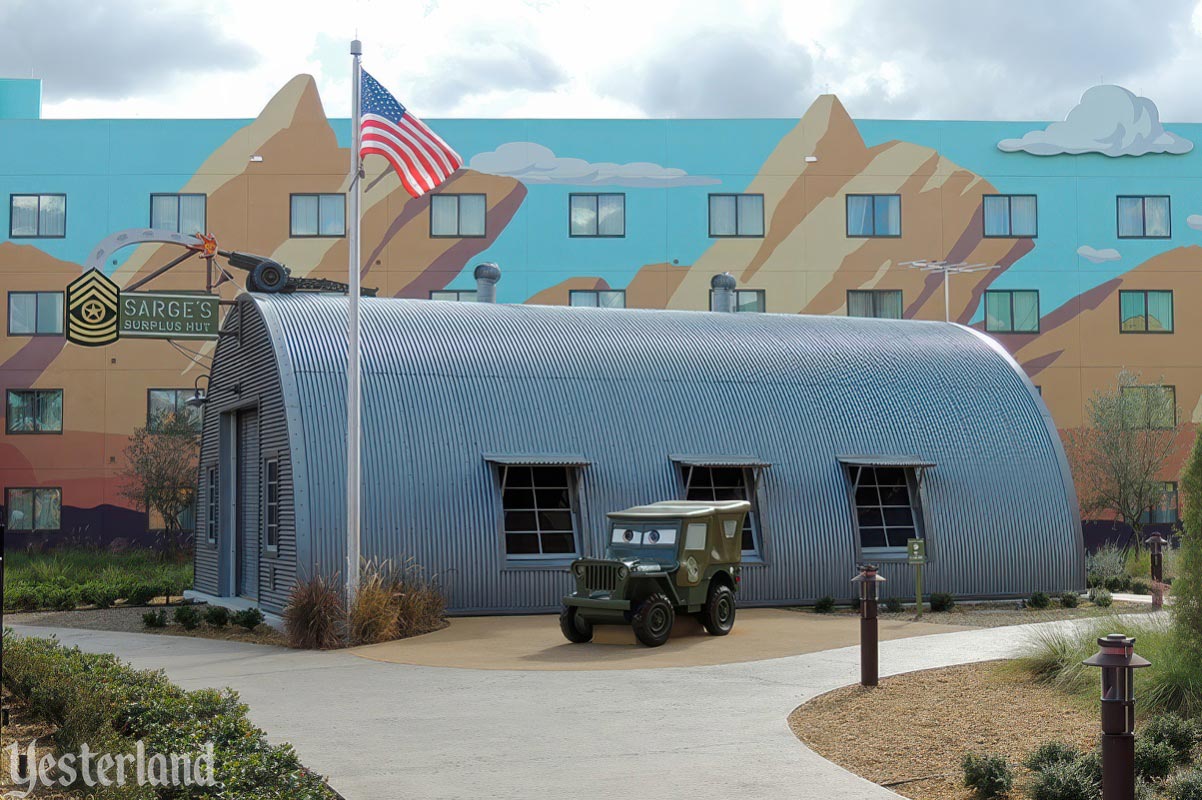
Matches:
[[559, 500, 749, 647]]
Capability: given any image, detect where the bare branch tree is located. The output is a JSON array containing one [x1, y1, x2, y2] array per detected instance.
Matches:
[[120, 412, 200, 537], [1066, 369, 1182, 548]]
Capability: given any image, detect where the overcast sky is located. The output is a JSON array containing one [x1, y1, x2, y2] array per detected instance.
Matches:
[[5, 0, 1202, 121]]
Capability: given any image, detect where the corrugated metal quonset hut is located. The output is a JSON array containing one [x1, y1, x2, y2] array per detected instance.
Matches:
[[192, 282, 1084, 616]]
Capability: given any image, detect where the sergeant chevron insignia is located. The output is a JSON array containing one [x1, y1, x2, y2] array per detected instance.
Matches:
[[65, 269, 120, 346]]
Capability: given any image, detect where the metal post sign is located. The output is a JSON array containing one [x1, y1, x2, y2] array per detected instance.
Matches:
[[908, 538, 926, 618], [119, 292, 219, 340]]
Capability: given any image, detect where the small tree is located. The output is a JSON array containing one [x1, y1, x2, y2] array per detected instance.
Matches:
[[1174, 430, 1202, 655], [121, 412, 200, 536], [1067, 370, 1182, 549]]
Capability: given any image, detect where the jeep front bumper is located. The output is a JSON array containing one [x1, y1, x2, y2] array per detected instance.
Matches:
[[563, 596, 631, 611]]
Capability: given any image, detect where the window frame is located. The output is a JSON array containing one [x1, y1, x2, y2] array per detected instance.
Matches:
[[206, 466, 218, 545], [498, 464, 582, 563], [428, 289, 478, 302], [1142, 481, 1179, 525], [845, 193, 902, 238], [146, 388, 201, 432], [5, 388, 63, 435], [845, 465, 927, 561], [429, 192, 488, 239], [1118, 290, 1174, 334], [9, 193, 67, 239], [7, 291, 64, 336], [568, 289, 627, 308], [1116, 195, 1171, 239], [263, 456, 280, 553], [681, 465, 763, 558], [709, 288, 766, 313], [5, 486, 63, 532], [149, 192, 207, 234], [568, 193, 626, 238], [289, 193, 346, 238], [983, 289, 1040, 334], [708, 193, 765, 239], [1121, 384, 1177, 430], [846, 289, 904, 319], [981, 194, 1038, 238]]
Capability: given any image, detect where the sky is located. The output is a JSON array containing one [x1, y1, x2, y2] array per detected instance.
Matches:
[[5, 0, 1202, 121]]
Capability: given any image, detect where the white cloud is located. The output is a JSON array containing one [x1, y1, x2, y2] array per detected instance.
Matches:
[[1078, 245, 1122, 263], [469, 142, 719, 187], [1188, 214, 1202, 230], [998, 85, 1193, 156]]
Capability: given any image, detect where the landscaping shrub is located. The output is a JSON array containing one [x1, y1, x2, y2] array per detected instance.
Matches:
[[124, 581, 161, 606], [1, 633, 337, 799], [233, 607, 265, 631], [1142, 714, 1200, 765], [391, 558, 448, 639], [1105, 574, 1132, 593], [284, 573, 346, 649], [884, 596, 903, 614], [3, 548, 192, 611], [1135, 735, 1177, 780], [1024, 741, 1081, 772], [813, 595, 835, 613], [1059, 592, 1080, 609], [1167, 770, 1202, 800], [1175, 433, 1202, 658], [205, 604, 231, 628], [1088, 544, 1128, 589], [4, 583, 39, 612], [142, 609, 167, 628], [1130, 577, 1152, 595], [173, 604, 202, 630], [44, 585, 80, 611], [349, 561, 401, 646], [930, 592, 955, 612], [1029, 591, 1051, 609], [1088, 587, 1113, 607], [1028, 756, 1100, 800], [961, 753, 1013, 799], [80, 581, 119, 609]]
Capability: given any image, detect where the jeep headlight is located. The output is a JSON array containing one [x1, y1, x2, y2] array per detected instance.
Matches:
[[617, 566, 629, 580], [573, 563, 584, 578]]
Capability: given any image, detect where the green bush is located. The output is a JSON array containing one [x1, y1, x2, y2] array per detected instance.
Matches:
[[1105, 574, 1132, 592], [1059, 592, 1081, 609], [1130, 577, 1152, 595], [4, 583, 39, 612], [233, 607, 266, 631], [930, 592, 955, 612], [1088, 544, 1128, 589], [1167, 770, 1202, 800], [1030, 591, 1051, 609], [1028, 757, 1100, 800], [1088, 587, 1113, 607], [961, 753, 1013, 799], [43, 585, 80, 611], [1176, 433, 1202, 659], [813, 595, 835, 613], [1143, 714, 1200, 765], [1135, 736, 1177, 780], [1024, 741, 1081, 772], [205, 604, 231, 628], [173, 604, 201, 630], [142, 609, 167, 628], [124, 581, 161, 606], [80, 581, 119, 609], [884, 596, 903, 614]]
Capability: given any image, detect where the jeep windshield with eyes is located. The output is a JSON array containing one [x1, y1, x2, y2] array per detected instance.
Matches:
[[606, 521, 680, 568]]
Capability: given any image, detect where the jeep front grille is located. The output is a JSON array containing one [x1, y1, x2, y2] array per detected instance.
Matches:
[[584, 564, 619, 592]]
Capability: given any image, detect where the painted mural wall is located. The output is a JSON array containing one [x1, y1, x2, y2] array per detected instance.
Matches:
[[1, 74, 1199, 538]]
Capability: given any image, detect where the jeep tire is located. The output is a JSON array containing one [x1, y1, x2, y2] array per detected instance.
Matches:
[[632, 593, 674, 647], [559, 604, 593, 643], [699, 583, 736, 636]]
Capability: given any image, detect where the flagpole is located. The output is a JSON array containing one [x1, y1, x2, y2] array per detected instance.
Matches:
[[346, 38, 363, 607]]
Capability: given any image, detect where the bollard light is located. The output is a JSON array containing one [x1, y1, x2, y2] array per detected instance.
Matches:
[[1146, 533, 1168, 609], [851, 564, 887, 687], [1082, 633, 1151, 800]]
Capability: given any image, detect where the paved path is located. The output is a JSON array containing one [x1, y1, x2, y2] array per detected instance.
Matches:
[[7, 620, 1113, 800]]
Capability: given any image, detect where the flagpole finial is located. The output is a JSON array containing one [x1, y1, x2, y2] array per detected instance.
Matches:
[[350, 39, 362, 56]]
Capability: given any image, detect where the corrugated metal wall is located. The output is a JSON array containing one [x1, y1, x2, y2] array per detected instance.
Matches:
[[227, 294, 1083, 614]]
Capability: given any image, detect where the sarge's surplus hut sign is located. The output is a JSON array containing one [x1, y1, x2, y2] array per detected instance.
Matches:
[[119, 292, 220, 340]]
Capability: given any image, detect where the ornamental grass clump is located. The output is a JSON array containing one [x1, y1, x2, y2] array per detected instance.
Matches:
[[960, 752, 1013, 799], [284, 572, 346, 649], [1088, 587, 1113, 607], [929, 592, 955, 612], [1024, 741, 1081, 772], [1029, 591, 1051, 609], [349, 561, 400, 646], [1059, 591, 1080, 609]]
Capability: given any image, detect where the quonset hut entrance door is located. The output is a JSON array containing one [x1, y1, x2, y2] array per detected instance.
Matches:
[[236, 409, 260, 600]]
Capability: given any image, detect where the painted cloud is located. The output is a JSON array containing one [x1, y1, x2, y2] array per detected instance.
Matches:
[[997, 85, 1193, 157], [469, 142, 719, 187], [1188, 214, 1202, 231], [1077, 245, 1121, 263]]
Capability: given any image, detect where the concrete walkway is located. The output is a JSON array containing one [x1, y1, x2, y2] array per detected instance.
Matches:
[[7, 619, 1119, 800]]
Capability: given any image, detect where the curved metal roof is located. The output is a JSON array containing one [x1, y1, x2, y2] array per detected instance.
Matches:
[[246, 294, 1083, 611]]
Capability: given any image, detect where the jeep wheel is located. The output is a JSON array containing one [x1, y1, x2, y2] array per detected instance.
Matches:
[[632, 594, 674, 647], [559, 605, 593, 643], [699, 583, 736, 636]]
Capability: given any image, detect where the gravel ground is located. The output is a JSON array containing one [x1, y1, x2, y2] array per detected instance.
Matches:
[[6, 605, 286, 646], [790, 662, 1096, 800], [793, 599, 1158, 628]]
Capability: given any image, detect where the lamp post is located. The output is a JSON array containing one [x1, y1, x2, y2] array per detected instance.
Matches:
[[851, 564, 887, 687], [1146, 533, 1168, 609], [1083, 634, 1151, 800]]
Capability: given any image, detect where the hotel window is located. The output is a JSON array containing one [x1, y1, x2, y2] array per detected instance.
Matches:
[[150, 193, 206, 235], [499, 465, 579, 558], [6, 389, 63, 434], [1122, 385, 1176, 430], [570, 193, 625, 237], [707, 288, 765, 313], [569, 289, 626, 308], [983, 194, 1037, 237], [147, 389, 201, 432], [984, 290, 1039, 333], [847, 290, 903, 319], [846, 194, 901, 237], [430, 193, 486, 237], [290, 193, 346, 237], [1120, 290, 1173, 333], [1117, 195, 1170, 238], [1142, 481, 1180, 525], [7, 291, 63, 335], [429, 289, 477, 302], [264, 458, 280, 551], [709, 194, 764, 237], [683, 466, 760, 555], [848, 466, 923, 556], [206, 466, 218, 544], [5, 487, 61, 531], [9, 194, 66, 238]]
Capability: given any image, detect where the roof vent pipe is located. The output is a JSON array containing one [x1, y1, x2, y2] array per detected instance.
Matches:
[[474, 262, 501, 303], [710, 272, 737, 312]]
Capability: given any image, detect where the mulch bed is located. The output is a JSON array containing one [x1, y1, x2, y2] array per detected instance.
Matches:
[[7, 605, 286, 646], [789, 661, 1097, 800]]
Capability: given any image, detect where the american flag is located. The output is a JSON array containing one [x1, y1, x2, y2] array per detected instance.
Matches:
[[360, 69, 463, 198]]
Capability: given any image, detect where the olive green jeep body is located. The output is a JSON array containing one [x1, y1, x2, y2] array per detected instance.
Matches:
[[560, 500, 749, 647]]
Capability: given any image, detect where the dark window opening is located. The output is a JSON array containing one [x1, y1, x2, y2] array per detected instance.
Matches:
[[683, 465, 760, 555], [264, 458, 280, 550], [849, 466, 923, 554], [500, 465, 579, 558]]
